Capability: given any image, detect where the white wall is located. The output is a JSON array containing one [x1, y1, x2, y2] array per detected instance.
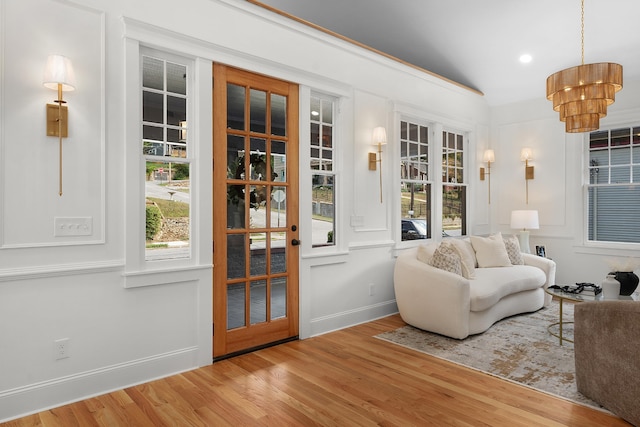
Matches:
[[490, 78, 640, 285], [0, 0, 489, 420]]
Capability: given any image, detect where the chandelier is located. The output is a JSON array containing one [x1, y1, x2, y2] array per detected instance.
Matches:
[[546, 0, 623, 133]]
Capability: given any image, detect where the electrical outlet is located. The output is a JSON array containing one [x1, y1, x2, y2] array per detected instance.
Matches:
[[369, 283, 375, 296], [53, 338, 70, 360]]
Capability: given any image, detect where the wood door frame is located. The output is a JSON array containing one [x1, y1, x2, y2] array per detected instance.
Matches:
[[212, 63, 299, 358]]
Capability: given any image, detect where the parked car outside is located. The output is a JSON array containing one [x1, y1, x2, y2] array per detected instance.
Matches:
[[402, 218, 428, 240]]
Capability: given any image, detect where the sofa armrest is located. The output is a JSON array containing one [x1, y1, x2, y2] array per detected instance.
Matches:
[[393, 249, 471, 339], [522, 253, 556, 306]]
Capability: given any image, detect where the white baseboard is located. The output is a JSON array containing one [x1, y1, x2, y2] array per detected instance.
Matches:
[[309, 300, 398, 337], [0, 347, 200, 423]]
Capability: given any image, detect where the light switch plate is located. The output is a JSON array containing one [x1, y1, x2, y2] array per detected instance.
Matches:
[[54, 217, 93, 237]]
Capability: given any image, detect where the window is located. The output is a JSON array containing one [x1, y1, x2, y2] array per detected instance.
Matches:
[[310, 94, 336, 247], [400, 121, 431, 240], [142, 54, 191, 260], [587, 126, 640, 244], [442, 130, 466, 237]]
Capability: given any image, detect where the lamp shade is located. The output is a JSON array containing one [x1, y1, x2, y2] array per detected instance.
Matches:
[[43, 55, 76, 91], [483, 149, 495, 163], [520, 147, 533, 161], [372, 127, 387, 145], [510, 210, 539, 230]]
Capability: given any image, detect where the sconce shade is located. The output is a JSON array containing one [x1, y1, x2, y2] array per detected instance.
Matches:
[[510, 210, 539, 230], [372, 126, 387, 145], [520, 148, 533, 161], [43, 55, 76, 92], [483, 149, 495, 163]]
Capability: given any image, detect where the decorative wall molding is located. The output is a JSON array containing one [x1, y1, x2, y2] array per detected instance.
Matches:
[[0, 259, 123, 282]]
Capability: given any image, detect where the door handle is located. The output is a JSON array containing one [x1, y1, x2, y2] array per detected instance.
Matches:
[[291, 239, 301, 246]]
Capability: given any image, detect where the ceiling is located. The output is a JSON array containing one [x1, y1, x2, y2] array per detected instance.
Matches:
[[253, 0, 640, 106]]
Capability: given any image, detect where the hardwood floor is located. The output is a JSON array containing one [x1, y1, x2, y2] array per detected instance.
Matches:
[[3, 314, 630, 426]]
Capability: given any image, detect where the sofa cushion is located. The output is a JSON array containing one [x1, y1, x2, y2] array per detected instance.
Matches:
[[503, 234, 524, 265], [446, 238, 477, 279], [429, 241, 462, 276], [469, 265, 546, 312], [416, 242, 439, 264], [470, 233, 512, 268]]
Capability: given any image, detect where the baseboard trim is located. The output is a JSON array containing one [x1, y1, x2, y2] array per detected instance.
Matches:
[[0, 347, 199, 423], [309, 300, 398, 337]]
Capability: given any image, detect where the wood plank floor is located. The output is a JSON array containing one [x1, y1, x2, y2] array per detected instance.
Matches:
[[3, 314, 630, 426]]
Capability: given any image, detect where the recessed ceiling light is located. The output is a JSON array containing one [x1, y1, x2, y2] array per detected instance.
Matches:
[[520, 54, 533, 64]]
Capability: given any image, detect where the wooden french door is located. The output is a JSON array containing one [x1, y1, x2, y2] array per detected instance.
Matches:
[[212, 64, 299, 358]]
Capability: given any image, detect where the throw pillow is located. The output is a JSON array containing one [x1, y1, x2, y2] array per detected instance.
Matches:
[[446, 238, 477, 279], [429, 241, 463, 276], [503, 234, 524, 265], [470, 232, 512, 268]]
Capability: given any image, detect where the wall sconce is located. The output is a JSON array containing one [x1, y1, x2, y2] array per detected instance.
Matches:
[[520, 147, 534, 204], [510, 210, 539, 254], [43, 55, 76, 196], [479, 149, 495, 203], [369, 126, 387, 203]]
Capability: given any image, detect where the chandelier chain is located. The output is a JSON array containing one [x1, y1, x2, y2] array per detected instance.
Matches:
[[581, 0, 585, 65]]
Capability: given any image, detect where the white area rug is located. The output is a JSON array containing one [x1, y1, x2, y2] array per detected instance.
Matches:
[[376, 301, 605, 410]]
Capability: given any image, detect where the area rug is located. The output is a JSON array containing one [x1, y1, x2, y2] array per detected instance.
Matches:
[[376, 301, 604, 410]]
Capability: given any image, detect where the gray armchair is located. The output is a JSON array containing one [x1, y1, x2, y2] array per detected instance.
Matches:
[[574, 300, 640, 426]]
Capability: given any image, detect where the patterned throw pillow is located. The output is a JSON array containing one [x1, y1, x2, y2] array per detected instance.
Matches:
[[446, 238, 477, 279], [503, 234, 524, 265], [429, 241, 463, 276]]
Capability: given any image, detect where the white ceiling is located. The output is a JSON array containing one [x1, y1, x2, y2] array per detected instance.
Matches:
[[253, 0, 640, 106]]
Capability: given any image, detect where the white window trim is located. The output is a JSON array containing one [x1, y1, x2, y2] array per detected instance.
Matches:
[[123, 40, 212, 285]]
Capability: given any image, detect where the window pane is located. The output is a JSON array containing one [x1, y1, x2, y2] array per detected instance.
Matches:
[[401, 182, 431, 241], [310, 97, 320, 121], [443, 184, 466, 237], [588, 185, 640, 243], [271, 141, 286, 182], [166, 96, 186, 126], [312, 174, 335, 247], [227, 184, 246, 229], [249, 185, 267, 228], [271, 187, 287, 228], [143, 91, 163, 124], [250, 138, 267, 181], [227, 135, 245, 179], [142, 56, 164, 90], [166, 62, 186, 95], [144, 161, 190, 261], [143, 125, 163, 142]]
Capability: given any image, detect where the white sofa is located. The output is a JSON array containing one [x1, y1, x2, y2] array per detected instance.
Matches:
[[394, 240, 556, 339]]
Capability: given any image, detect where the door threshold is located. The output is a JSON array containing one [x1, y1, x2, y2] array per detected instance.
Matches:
[[213, 335, 299, 362]]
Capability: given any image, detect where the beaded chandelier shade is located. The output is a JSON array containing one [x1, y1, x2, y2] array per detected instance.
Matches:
[[546, 0, 623, 133]]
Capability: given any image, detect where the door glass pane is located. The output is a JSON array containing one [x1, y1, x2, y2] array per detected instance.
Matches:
[[250, 280, 267, 325], [250, 232, 267, 276], [227, 184, 246, 229], [227, 84, 245, 130], [270, 232, 287, 274], [227, 135, 245, 179], [227, 283, 246, 330], [250, 185, 267, 228], [250, 89, 266, 134], [272, 141, 286, 182], [250, 138, 267, 181], [271, 277, 287, 320], [271, 187, 287, 228], [227, 234, 245, 279], [271, 93, 286, 136]]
